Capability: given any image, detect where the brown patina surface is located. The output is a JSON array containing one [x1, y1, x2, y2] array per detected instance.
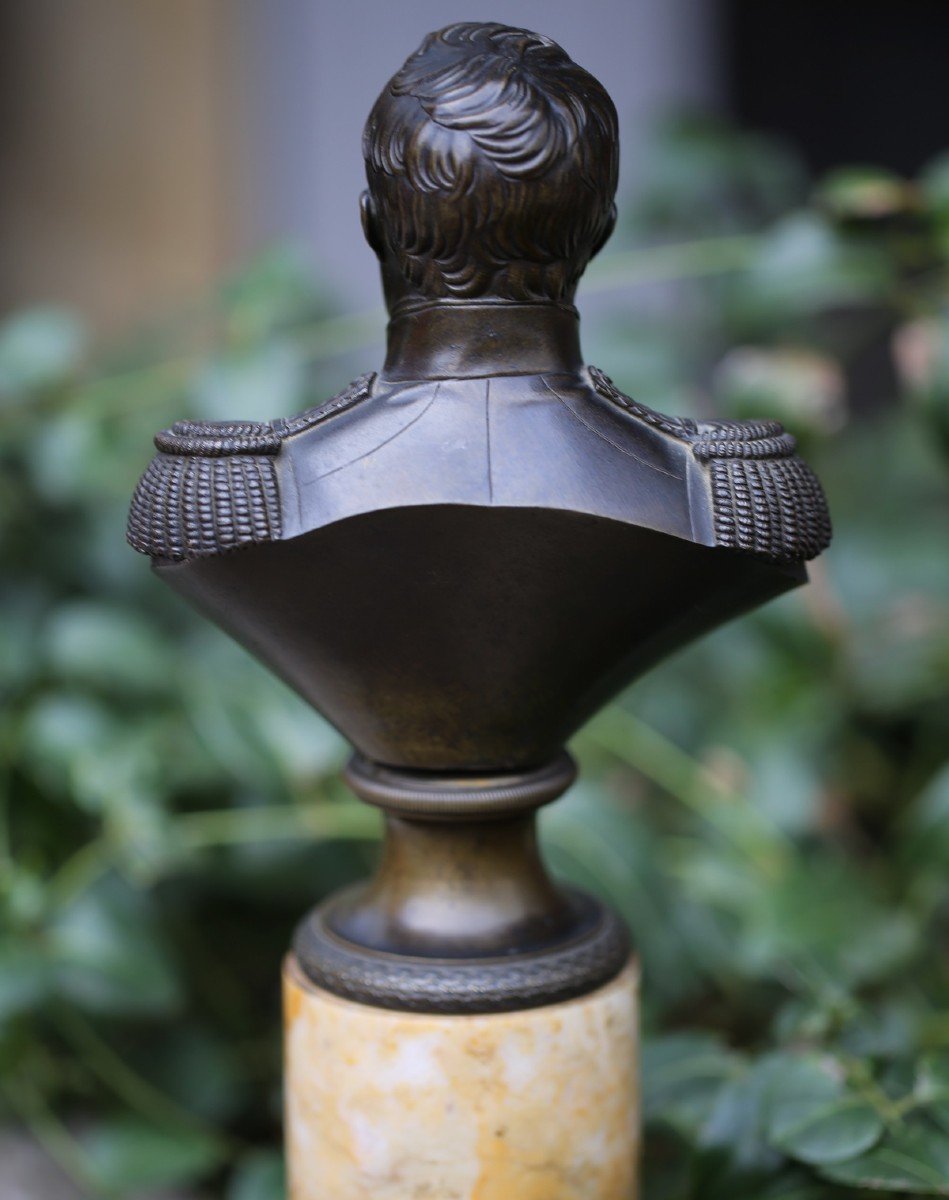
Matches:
[[128, 23, 830, 1011]]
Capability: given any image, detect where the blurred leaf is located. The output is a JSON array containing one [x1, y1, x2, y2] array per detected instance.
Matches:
[[251, 682, 346, 784], [546, 783, 732, 1008], [0, 584, 45, 692], [25, 410, 113, 505], [732, 855, 919, 991], [141, 1026, 248, 1124], [190, 341, 307, 423], [916, 1052, 949, 1133], [838, 996, 927, 1060], [218, 245, 330, 344], [20, 693, 121, 795], [81, 1116, 224, 1192], [819, 1122, 949, 1193], [632, 114, 807, 236], [699, 1057, 782, 1173], [228, 1150, 286, 1200], [49, 877, 181, 1015], [713, 346, 846, 437], [765, 1053, 883, 1165], [43, 601, 170, 697], [642, 1033, 743, 1135], [903, 764, 949, 867], [920, 152, 949, 222], [0, 940, 53, 1024], [742, 214, 893, 321], [0, 307, 86, 400], [894, 316, 949, 456], [816, 166, 915, 222]]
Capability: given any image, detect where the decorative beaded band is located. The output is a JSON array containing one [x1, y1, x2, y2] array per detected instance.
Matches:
[[293, 886, 630, 1014]]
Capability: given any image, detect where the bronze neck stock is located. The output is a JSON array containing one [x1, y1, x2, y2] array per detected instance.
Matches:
[[382, 301, 583, 381]]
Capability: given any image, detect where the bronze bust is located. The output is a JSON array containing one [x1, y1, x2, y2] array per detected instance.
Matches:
[[128, 23, 830, 1012]]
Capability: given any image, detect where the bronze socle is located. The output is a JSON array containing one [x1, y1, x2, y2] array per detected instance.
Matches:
[[127, 23, 831, 1013]]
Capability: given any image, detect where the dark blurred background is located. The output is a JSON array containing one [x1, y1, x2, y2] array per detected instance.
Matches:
[[2, 3, 948, 1199], [3, 0, 949, 327]]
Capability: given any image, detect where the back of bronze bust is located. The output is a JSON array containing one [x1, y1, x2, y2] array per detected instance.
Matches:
[[128, 22, 829, 772]]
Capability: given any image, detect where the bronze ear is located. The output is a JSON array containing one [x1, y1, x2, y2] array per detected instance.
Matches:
[[590, 202, 617, 261], [360, 190, 384, 258]]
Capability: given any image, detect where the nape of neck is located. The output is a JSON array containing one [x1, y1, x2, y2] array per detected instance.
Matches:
[[383, 301, 583, 381]]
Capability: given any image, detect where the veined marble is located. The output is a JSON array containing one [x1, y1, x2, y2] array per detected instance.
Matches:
[[284, 954, 639, 1200]]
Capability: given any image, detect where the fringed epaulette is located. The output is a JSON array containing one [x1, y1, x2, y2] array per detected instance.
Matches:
[[589, 367, 831, 564], [127, 374, 375, 561], [273, 372, 375, 437]]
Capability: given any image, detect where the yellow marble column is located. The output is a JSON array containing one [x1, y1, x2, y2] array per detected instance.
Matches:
[[284, 953, 639, 1200]]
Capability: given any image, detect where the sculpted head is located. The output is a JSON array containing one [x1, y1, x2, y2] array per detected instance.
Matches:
[[362, 23, 619, 311]]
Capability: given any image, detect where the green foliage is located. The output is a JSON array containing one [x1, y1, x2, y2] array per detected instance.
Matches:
[[2, 124, 949, 1197]]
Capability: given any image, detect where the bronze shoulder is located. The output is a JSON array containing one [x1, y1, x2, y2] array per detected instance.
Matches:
[[126, 373, 375, 561], [589, 367, 831, 564]]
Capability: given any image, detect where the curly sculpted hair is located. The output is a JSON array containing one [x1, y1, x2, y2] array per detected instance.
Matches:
[[363, 23, 619, 303]]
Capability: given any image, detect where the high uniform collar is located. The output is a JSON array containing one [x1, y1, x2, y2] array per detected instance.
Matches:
[[382, 301, 583, 381]]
